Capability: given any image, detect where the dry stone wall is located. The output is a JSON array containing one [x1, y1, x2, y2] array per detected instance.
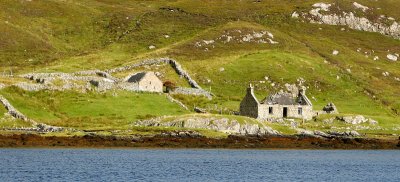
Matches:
[[170, 87, 212, 99]]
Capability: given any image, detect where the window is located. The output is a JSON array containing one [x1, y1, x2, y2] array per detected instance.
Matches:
[[269, 107, 273, 114], [298, 107, 303, 115]]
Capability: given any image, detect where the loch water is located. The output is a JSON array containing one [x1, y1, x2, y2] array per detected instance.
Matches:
[[0, 149, 399, 181]]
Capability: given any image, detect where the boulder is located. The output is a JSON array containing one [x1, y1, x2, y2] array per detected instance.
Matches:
[[387, 54, 398, 61], [338, 115, 367, 124]]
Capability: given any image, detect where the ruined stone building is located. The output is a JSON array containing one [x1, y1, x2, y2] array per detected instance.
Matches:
[[125, 71, 163, 92], [240, 84, 313, 120]]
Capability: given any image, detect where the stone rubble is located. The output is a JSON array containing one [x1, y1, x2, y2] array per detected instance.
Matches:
[[194, 29, 278, 49]]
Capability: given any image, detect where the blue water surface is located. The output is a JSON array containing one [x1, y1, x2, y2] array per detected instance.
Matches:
[[0, 149, 399, 181]]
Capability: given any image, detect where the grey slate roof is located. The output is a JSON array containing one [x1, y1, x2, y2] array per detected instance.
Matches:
[[260, 91, 312, 106], [126, 72, 147, 83], [261, 93, 296, 105]]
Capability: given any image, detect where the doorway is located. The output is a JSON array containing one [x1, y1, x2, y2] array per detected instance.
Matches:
[[283, 107, 288, 118]]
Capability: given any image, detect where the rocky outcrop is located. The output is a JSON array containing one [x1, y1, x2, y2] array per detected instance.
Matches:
[[338, 115, 367, 124], [328, 130, 361, 137], [36, 123, 64, 132], [298, 3, 400, 40], [298, 129, 361, 138], [136, 116, 280, 136], [157, 130, 202, 138]]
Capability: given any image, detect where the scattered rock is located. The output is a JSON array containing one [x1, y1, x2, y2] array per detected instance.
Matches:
[[387, 54, 398, 61], [291, 11, 299, 18], [148, 45, 156, 49], [353, 2, 369, 12], [369, 119, 378, 125], [332, 50, 339, 55], [328, 130, 361, 137], [382, 72, 390, 77]]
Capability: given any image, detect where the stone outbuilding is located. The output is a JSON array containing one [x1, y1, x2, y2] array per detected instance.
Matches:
[[125, 71, 163, 92], [240, 84, 313, 120]]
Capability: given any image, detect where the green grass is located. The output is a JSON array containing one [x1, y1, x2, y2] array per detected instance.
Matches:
[[0, 87, 189, 130]]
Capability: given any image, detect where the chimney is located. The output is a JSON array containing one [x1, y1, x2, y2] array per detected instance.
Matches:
[[247, 83, 254, 95], [299, 87, 306, 95]]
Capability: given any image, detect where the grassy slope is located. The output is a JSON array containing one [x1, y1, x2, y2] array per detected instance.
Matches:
[[0, 87, 188, 130], [0, 0, 399, 135]]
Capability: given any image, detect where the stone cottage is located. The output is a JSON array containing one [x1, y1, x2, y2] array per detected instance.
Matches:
[[240, 84, 313, 120], [124, 71, 163, 92]]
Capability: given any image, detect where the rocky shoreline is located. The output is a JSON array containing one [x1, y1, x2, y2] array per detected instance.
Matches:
[[0, 134, 399, 149]]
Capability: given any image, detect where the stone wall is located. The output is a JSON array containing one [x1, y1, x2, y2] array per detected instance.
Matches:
[[137, 72, 163, 93], [259, 104, 313, 120], [170, 87, 212, 99], [239, 86, 259, 118], [166, 94, 189, 110]]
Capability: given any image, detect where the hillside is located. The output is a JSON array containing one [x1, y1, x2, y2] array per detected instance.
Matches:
[[0, 0, 399, 138]]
